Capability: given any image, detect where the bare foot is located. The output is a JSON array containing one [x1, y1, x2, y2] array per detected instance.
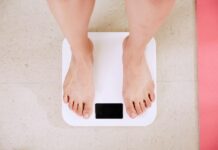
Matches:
[[122, 37, 155, 119], [63, 39, 94, 119]]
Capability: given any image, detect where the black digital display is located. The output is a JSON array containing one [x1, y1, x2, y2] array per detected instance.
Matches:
[[95, 103, 123, 119]]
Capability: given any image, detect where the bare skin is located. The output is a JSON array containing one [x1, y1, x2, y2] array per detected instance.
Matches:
[[63, 39, 94, 118], [47, 0, 95, 118], [122, 37, 155, 118], [123, 0, 175, 118], [47, 0, 174, 118]]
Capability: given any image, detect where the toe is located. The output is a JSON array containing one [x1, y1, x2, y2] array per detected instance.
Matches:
[[134, 101, 142, 115], [63, 94, 69, 103], [139, 101, 146, 112], [77, 102, 83, 116], [72, 101, 78, 112], [83, 101, 92, 119], [124, 100, 137, 118], [68, 99, 74, 110], [144, 92, 153, 107], [144, 98, 151, 107], [149, 92, 155, 102]]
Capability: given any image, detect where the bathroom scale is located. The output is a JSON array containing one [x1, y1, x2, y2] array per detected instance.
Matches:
[[62, 32, 157, 126], [197, 1, 218, 149]]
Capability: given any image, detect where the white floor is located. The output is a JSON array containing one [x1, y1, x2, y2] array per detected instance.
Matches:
[[0, 0, 198, 150]]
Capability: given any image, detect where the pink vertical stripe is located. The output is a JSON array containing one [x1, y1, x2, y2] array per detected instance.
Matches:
[[197, 0, 218, 149]]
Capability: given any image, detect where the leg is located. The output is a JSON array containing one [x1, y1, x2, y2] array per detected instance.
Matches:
[[47, 0, 95, 118], [123, 0, 175, 118]]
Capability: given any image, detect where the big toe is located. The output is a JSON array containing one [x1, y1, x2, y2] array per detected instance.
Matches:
[[82, 101, 93, 119], [124, 100, 137, 119]]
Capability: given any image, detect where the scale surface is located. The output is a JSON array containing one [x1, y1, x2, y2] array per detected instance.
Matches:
[[62, 32, 157, 126]]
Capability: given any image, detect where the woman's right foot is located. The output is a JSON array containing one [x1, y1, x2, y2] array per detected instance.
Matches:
[[63, 39, 94, 119]]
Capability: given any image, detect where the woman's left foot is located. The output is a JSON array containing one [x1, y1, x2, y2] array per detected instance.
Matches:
[[122, 37, 155, 119]]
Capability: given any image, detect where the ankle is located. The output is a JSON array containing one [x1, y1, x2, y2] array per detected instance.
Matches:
[[70, 38, 93, 61], [123, 36, 146, 66], [125, 36, 147, 52], [124, 36, 144, 55], [126, 31, 152, 49], [123, 51, 144, 67]]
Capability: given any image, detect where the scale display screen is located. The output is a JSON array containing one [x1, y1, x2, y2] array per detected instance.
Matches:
[[95, 103, 123, 119]]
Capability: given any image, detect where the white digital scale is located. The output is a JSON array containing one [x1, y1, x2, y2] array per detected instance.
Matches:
[[62, 32, 157, 126]]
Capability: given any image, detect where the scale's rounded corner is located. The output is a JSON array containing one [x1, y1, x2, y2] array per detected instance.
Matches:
[[146, 109, 157, 127], [61, 106, 73, 126]]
